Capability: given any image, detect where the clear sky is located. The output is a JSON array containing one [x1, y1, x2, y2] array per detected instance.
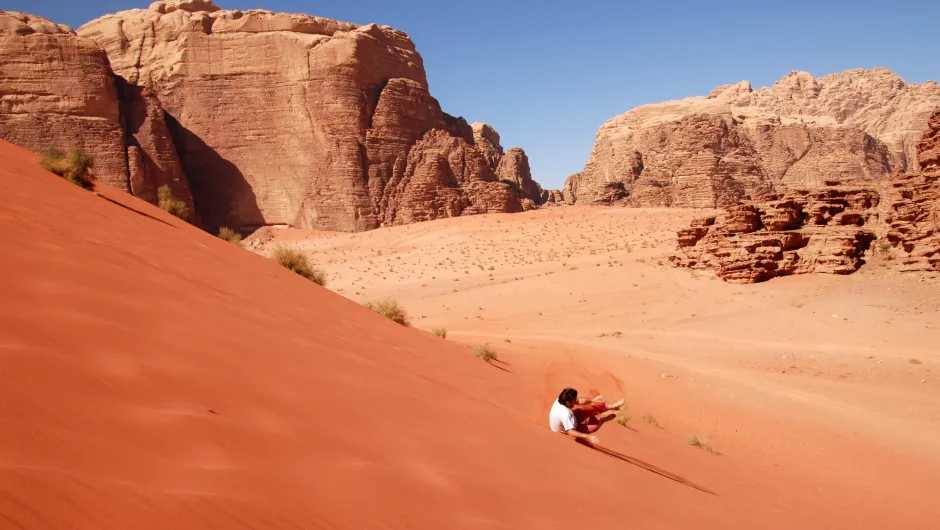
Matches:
[[9, 0, 940, 188]]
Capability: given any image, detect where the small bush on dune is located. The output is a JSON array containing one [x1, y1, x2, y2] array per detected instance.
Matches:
[[273, 246, 327, 286], [40, 147, 94, 189], [643, 413, 662, 428], [614, 406, 631, 426], [432, 327, 447, 339], [365, 299, 410, 326], [217, 226, 242, 245], [687, 432, 714, 453], [157, 185, 189, 220], [471, 343, 498, 363]]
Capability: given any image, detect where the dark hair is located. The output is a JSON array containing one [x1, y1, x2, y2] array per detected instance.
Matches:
[[558, 387, 578, 405]]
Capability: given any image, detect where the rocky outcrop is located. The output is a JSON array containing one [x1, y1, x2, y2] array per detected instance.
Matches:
[[0, 3, 541, 233], [670, 187, 880, 283], [880, 110, 940, 272], [468, 121, 543, 205], [496, 148, 543, 203], [0, 11, 129, 191], [383, 130, 521, 224], [571, 68, 940, 207], [917, 110, 940, 171], [472, 122, 504, 170], [121, 82, 194, 215], [76, 2, 543, 231], [672, 109, 940, 282]]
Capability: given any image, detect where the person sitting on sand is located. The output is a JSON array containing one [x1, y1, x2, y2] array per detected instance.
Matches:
[[549, 387, 624, 445]]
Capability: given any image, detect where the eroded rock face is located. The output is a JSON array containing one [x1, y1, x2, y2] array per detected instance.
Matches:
[[496, 148, 544, 203], [673, 110, 940, 282], [121, 81, 194, 215], [881, 110, 940, 272], [383, 130, 522, 224], [0, 11, 128, 190], [671, 186, 880, 283], [67, 3, 537, 232], [572, 68, 940, 207]]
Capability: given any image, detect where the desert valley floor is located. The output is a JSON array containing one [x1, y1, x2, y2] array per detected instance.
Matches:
[[2, 139, 939, 529], [248, 206, 940, 528]]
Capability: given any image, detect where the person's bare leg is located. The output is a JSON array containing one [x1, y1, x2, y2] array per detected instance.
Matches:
[[607, 398, 624, 409]]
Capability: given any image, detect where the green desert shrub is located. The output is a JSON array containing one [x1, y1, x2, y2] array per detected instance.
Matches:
[[272, 246, 326, 286], [471, 343, 498, 363], [40, 147, 94, 189], [431, 327, 447, 339], [157, 185, 189, 220], [217, 226, 242, 245], [365, 299, 410, 326]]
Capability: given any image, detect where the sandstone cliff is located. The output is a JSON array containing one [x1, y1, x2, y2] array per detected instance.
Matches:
[[0, 11, 128, 191], [80, 0, 540, 232], [672, 109, 940, 282], [571, 68, 940, 207], [0, 1, 541, 233]]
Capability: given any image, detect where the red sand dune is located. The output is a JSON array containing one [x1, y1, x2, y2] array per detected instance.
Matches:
[[0, 138, 918, 529]]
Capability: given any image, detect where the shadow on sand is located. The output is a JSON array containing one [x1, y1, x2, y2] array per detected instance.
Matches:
[[95, 192, 178, 228], [579, 440, 718, 496]]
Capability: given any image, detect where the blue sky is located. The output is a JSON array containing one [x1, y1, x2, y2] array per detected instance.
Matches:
[[10, 0, 940, 188]]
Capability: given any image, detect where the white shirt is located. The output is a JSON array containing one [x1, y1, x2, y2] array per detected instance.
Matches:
[[549, 400, 577, 433]]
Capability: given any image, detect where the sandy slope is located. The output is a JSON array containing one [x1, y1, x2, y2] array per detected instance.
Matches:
[[247, 202, 940, 528], [0, 139, 841, 529]]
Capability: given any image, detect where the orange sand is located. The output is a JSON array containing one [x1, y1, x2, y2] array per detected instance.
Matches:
[[2, 138, 938, 528]]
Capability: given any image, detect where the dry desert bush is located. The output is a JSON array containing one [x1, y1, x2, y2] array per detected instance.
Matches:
[[157, 185, 189, 220], [471, 343, 498, 362], [643, 413, 662, 428], [40, 147, 94, 189], [365, 299, 410, 326], [273, 246, 327, 286], [217, 227, 242, 245], [431, 327, 447, 339], [687, 432, 714, 453]]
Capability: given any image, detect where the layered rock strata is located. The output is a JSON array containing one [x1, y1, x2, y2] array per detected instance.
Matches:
[[0, 11, 129, 191], [672, 110, 940, 282]]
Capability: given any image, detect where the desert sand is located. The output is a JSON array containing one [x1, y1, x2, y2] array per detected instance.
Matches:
[[2, 137, 939, 529], [247, 201, 940, 528]]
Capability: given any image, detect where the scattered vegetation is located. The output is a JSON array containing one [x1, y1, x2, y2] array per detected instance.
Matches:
[[365, 299, 410, 326], [598, 331, 623, 338], [217, 227, 242, 245], [471, 343, 498, 363], [431, 327, 447, 339], [614, 407, 631, 426], [157, 185, 189, 220], [643, 413, 662, 428], [910, 358, 923, 365], [39, 147, 94, 189], [272, 246, 327, 286], [686, 432, 714, 453]]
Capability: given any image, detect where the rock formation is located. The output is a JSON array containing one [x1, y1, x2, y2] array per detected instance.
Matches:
[[468, 121, 543, 204], [0, 11, 128, 191], [0, 2, 542, 232], [672, 109, 940, 282], [570, 68, 940, 207]]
